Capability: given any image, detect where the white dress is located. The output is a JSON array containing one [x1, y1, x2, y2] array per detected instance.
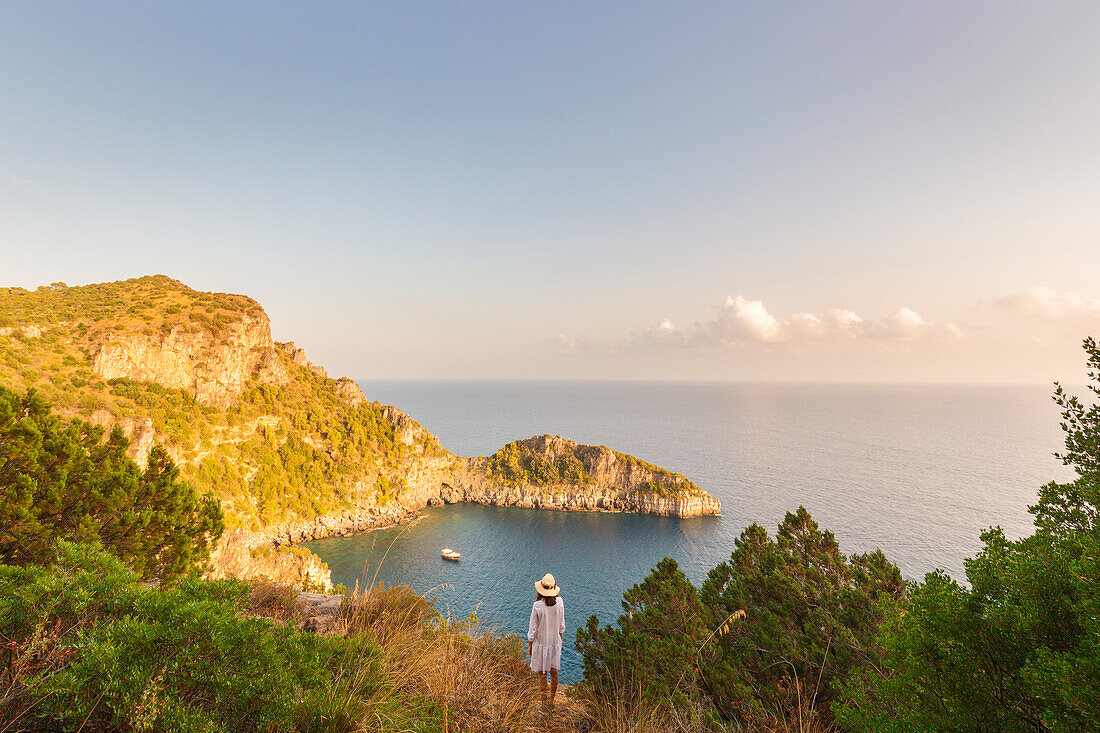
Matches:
[[527, 597, 565, 672]]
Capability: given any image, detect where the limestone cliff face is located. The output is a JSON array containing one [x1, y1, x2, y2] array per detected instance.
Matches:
[[439, 470, 723, 517], [275, 341, 327, 380], [441, 434, 722, 517], [207, 529, 332, 589], [93, 315, 288, 407], [82, 411, 163, 467], [334, 377, 366, 407]]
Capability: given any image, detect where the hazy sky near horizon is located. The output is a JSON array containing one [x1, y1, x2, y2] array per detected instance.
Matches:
[[2, 3, 1099, 383]]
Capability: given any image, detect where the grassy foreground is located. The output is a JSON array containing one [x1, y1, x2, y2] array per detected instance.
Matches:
[[1, 541, 596, 732]]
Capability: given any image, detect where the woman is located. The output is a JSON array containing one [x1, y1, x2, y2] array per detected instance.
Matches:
[[528, 572, 565, 706]]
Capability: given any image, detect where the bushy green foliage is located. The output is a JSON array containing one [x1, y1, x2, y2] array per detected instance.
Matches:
[[835, 338, 1100, 733], [837, 511, 1099, 731], [698, 509, 903, 723], [0, 276, 261, 329], [0, 387, 223, 582], [0, 277, 426, 530], [0, 542, 444, 732], [485, 437, 699, 496], [486, 442, 529, 484], [637, 479, 686, 498], [577, 557, 712, 711], [577, 509, 904, 728], [223, 380, 407, 526], [558, 453, 588, 483]]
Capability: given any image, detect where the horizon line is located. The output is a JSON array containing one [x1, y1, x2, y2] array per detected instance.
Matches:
[[352, 377, 1072, 388]]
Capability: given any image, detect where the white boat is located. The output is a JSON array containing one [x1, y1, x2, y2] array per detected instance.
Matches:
[[441, 548, 461, 561]]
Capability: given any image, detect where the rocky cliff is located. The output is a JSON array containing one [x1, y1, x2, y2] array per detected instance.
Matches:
[[93, 315, 288, 407], [0, 276, 721, 590], [206, 529, 333, 589]]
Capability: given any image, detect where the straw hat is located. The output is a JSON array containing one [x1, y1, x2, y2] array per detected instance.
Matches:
[[535, 573, 560, 597]]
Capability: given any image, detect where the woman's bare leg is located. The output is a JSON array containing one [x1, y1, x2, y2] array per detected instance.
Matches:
[[539, 671, 547, 702], [549, 669, 558, 705]]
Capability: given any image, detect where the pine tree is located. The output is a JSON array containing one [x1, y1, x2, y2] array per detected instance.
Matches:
[[576, 556, 710, 708], [0, 387, 223, 581], [698, 508, 903, 723]]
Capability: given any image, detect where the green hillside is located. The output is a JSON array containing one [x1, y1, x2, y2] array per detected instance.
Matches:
[[0, 276, 445, 532], [0, 275, 714, 554]]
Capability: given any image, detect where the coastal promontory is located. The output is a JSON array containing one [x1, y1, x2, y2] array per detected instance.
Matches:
[[0, 276, 720, 588]]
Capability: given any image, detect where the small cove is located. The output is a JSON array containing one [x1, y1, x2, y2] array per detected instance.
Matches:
[[305, 381, 1073, 682]]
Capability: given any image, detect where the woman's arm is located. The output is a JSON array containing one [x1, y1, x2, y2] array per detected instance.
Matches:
[[527, 602, 539, 655], [559, 598, 565, 639]]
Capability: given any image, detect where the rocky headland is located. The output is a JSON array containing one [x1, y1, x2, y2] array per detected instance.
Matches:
[[0, 277, 721, 590]]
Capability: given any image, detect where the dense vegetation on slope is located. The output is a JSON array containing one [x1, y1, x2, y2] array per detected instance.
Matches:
[[0, 277, 445, 531], [0, 387, 223, 582], [0, 276, 261, 413], [1, 544, 404, 732], [486, 436, 705, 498], [487, 439, 593, 486], [185, 378, 434, 528], [0, 276, 264, 336]]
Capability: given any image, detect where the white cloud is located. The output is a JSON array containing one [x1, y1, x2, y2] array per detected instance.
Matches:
[[554, 333, 588, 355], [877, 307, 925, 337], [995, 287, 1100, 321], [893, 307, 924, 328], [627, 295, 943, 349], [826, 309, 864, 330], [719, 295, 784, 342], [789, 312, 826, 339]]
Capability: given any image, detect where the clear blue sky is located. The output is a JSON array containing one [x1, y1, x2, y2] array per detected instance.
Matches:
[[3, 2, 1099, 382]]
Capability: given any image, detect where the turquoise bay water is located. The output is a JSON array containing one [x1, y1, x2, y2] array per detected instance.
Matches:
[[304, 382, 1072, 682]]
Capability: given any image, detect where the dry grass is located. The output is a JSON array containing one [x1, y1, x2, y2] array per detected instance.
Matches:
[[247, 583, 832, 733], [571, 680, 837, 733], [728, 676, 836, 733], [578, 683, 712, 733], [248, 581, 303, 623], [330, 583, 588, 733]]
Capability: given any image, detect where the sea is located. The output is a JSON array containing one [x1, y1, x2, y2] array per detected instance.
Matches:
[[303, 381, 1074, 682]]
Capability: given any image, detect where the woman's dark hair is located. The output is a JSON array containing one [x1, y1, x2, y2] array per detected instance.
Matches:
[[535, 590, 558, 607]]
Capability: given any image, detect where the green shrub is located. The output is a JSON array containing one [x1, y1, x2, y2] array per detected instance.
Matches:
[[0, 542, 434, 732], [0, 387, 223, 581], [558, 454, 589, 483], [527, 453, 560, 483], [577, 557, 710, 711], [638, 479, 684, 498], [578, 509, 904, 728]]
